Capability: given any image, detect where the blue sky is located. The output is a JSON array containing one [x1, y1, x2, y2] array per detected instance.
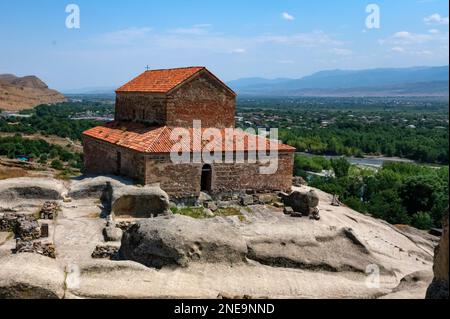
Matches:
[[0, 0, 448, 91]]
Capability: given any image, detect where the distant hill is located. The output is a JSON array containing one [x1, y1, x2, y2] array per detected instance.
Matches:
[[0, 74, 66, 111], [228, 66, 449, 97], [63, 86, 117, 95]]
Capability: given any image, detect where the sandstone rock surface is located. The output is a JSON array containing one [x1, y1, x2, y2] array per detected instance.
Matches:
[[0, 178, 65, 202], [68, 176, 129, 200], [120, 215, 248, 268], [112, 185, 171, 218], [0, 253, 65, 299], [426, 209, 449, 299]]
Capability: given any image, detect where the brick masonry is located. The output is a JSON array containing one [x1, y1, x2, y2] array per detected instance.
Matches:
[[115, 93, 166, 125], [166, 72, 235, 128], [114, 70, 235, 129]]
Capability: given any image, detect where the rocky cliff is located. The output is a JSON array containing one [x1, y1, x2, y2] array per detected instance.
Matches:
[[0, 74, 66, 111], [426, 209, 449, 299]]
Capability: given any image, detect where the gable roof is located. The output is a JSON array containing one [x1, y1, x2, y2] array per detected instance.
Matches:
[[115, 66, 235, 95], [83, 122, 295, 154]]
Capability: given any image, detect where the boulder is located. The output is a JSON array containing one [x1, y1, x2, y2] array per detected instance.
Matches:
[[283, 207, 294, 215], [103, 224, 123, 242], [204, 201, 218, 212], [281, 190, 320, 216], [0, 253, 65, 299], [112, 185, 171, 218], [240, 195, 254, 206], [198, 192, 212, 203], [120, 215, 248, 268], [68, 176, 128, 200], [0, 178, 65, 202], [426, 209, 449, 299]]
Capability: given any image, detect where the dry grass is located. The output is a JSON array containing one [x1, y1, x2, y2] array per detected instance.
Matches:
[[0, 167, 30, 180]]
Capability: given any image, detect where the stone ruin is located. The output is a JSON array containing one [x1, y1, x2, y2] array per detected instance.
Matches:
[[39, 201, 60, 220], [0, 212, 55, 259]]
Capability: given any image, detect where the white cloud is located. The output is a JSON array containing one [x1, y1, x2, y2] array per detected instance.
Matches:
[[230, 48, 246, 54], [101, 27, 152, 44], [381, 29, 449, 46], [380, 29, 448, 60], [168, 25, 210, 35], [424, 13, 449, 25], [385, 31, 434, 44], [282, 12, 295, 21], [331, 48, 353, 56], [257, 30, 342, 47], [390, 46, 405, 53]]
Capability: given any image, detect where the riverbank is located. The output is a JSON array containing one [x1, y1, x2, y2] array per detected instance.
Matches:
[[297, 152, 415, 168]]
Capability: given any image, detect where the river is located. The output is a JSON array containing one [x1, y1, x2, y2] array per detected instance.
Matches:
[[296, 152, 415, 168]]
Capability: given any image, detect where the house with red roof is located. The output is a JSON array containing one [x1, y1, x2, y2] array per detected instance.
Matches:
[[82, 67, 294, 199]]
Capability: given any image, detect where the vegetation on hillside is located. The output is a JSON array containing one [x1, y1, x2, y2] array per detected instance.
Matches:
[[0, 134, 83, 173], [295, 156, 449, 230], [1, 102, 112, 140], [238, 97, 449, 164]]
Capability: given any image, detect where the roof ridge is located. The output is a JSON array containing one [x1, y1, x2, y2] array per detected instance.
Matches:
[[145, 66, 205, 72]]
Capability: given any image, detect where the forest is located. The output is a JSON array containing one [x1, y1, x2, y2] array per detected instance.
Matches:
[[295, 155, 448, 230]]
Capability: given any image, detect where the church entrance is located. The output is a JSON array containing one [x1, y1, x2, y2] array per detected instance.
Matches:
[[201, 164, 212, 192]]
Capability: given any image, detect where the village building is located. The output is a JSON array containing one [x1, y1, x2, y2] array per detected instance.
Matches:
[[82, 67, 295, 199]]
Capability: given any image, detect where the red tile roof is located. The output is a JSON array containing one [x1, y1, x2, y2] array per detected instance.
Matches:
[[83, 122, 296, 154], [116, 67, 206, 93]]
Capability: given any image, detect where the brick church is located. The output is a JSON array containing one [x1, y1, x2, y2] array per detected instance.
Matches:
[[82, 67, 294, 198]]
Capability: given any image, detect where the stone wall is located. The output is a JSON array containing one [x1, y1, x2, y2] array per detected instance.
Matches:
[[115, 93, 166, 125], [213, 152, 294, 194], [166, 72, 236, 128], [145, 154, 202, 198], [83, 136, 145, 184], [144, 152, 294, 198], [114, 72, 235, 129]]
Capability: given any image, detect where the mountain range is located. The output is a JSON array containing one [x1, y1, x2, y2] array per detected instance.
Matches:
[[227, 66, 449, 97], [0, 74, 66, 111]]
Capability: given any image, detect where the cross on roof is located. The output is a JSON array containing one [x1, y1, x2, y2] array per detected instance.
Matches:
[[145, 65, 150, 71]]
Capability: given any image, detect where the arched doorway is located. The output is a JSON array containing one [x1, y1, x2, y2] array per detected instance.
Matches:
[[201, 164, 212, 192]]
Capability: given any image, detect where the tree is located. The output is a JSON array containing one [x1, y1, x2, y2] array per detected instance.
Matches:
[[399, 176, 439, 216], [51, 159, 64, 170], [368, 189, 411, 225], [331, 157, 351, 178], [411, 212, 434, 230]]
